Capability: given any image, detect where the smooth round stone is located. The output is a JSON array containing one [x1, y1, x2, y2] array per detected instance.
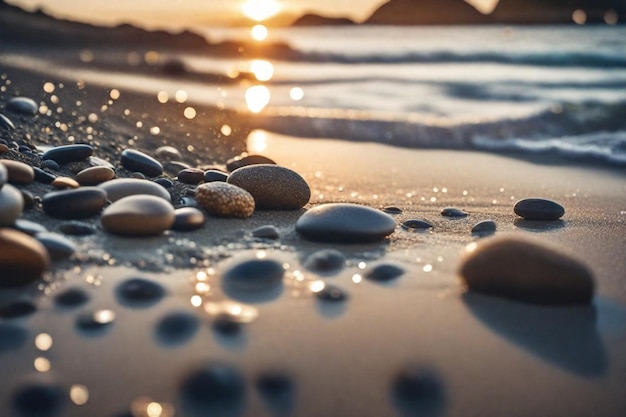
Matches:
[[0, 229, 50, 287], [0, 162, 6, 187], [101, 195, 175, 237], [6, 97, 38, 115], [226, 154, 276, 172], [155, 311, 200, 348], [296, 203, 396, 243], [42, 187, 107, 219], [0, 160, 34, 185], [163, 161, 192, 176], [54, 287, 90, 308], [471, 220, 497, 235], [0, 184, 23, 226], [11, 384, 66, 417], [115, 278, 165, 308], [172, 207, 206, 231], [365, 263, 405, 282], [0, 113, 16, 130], [13, 219, 47, 236], [155, 146, 182, 161], [0, 143, 9, 153], [303, 249, 346, 274], [514, 198, 565, 220], [51, 176, 80, 189], [40, 159, 60, 171], [203, 169, 228, 183], [228, 164, 310, 210], [251, 225, 280, 240], [0, 300, 37, 319], [181, 362, 245, 408], [121, 149, 163, 177], [33, 167, 56, 184], [58, 221, 96, 236], [75, 166, 115, 185], [223, 258, 285, 292], [178, 168, 204, 185], [441, 207, 469, 218], [99, 178, 171, 202], [383, 206, 403, 215], [35, 232, 76, 261], [195, 182, 255, 218], [154, 178, 174, 189], [401, 219, 433, 231], [42, 144, 93, 165], [88, 156, 115, 170], [315, 284, 348, 302], [459, 236, 594, 305]]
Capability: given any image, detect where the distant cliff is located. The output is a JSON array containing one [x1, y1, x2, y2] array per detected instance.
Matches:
[[364, 0, 489, 25], [492, 0, 626, 24], [292, 13, 355, 26]]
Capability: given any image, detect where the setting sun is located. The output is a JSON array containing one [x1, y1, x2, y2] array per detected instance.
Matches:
[[242, 0, 280, 22]]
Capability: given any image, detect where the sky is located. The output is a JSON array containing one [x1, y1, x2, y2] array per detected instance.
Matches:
[[8, 0, 499, 28]]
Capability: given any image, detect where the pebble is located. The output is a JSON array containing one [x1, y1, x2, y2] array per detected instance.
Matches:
[[54, 287, 90, 308], [178, 168, 205, 185], [0, 160, 35, 185], [35, 232, 76, 261], [0, 300, 37, 319], [471, 220, 497, 235], [101, 195, 175, 237], [155, 145, 182, 161], [75, 166, 115, 185], [0, 143, 9, 153], [11, 384, 66, 417], [0, 229, 50, 287], [204, 169, 228, 183], [314, 284, 349, 302], [303, 249, 346, 274], [163, 161, 191, 177], [0, 113, 16, 130], [51, 176, 80, 189], [33, 167, 56, 184], [459, 236, 594, 305], [223, 258, 285, 292], [6, 96, 38, 115], [365, 263, 405, 282], [0, 160, 6, 187], [42, 187, 107, 219], [115, 278, 165, 307], [88, 156, 115, 170], [20, 190, 35, 210], [0, 184, 23, 226], [514, 198, 565, 220], [296, 203, 396, 243], [99, 178, 171, 202], [383, 206, 403, 215], [226, 154, 276, 171], [393, 366, 444, 413], [154, 177, 174, 189], [13, 219, 47, 236], [40, 159, 60, 171], [228, 165, 310, 210], [401, 219, 433, 231], [251, 225, 280, 240], [180, 362, 245, 408], [195, 182, 255, 218], [58, 221, 96, 236], [42, 144, 93, 165], [121, 149, 163, 177], [172, 207, 206, 231], [155, 311, 200, 348], [441, 207, 469, 218]]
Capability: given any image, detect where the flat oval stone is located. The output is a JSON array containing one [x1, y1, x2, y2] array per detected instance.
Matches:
[[0, 184, 23, 227], [54, 287, 90, 308], [121, 149, 163, 177], [40, 159, 60, 171], [203, 169, 228, 183], [33, 167, 56, 184], [0, 113, 16, 130], [42, 187, 107, 219], [303, 249, 346, 274], [155, 311, 200, 348], [75, 166, 115, 185], [1, 160, 34, 185], [115, 277, 165, 307], [296, 203, 396, 243], [401, 219, 433, 231], [251, 225, 280, 240], [13, 219, 47, 236], [172, 207, 206, 231], [0, 162, 6, 187], [6, 97, 38, 115], [51, 176, 80, 189], [383, 206, 403, 215], [228, 164, 310, 210], [315, 284, 349, 302], [101, 195, 175, 237], [223, 258, 285, 291], [514, 198, 565, 220], [35, 232, 76, 261], [154, 178, 174, 189], [163, 161, 191, 177], [195, 182, 255, 218], [226, 154, 276, 171], [459, 236, 594, 305], [471, 220, 497, 235], [42, 144, 93, 165], [99, 178, 171, 202], [155, 146, 182, 161], [0, 300, 37, 319], [11, 384, 67, 417], [0, 229, 50, 287], [441, 207, 469, 218], [178, 168, 205, 185], [58, 221, 96, 236], [365, 263, 405, 282], [181, 362, 245, 408]]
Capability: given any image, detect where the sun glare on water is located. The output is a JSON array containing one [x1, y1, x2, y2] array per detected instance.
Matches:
[[242, 0, 280, 22]]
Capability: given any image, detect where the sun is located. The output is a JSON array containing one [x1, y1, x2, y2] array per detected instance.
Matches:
[[242, 0, 280, 22]]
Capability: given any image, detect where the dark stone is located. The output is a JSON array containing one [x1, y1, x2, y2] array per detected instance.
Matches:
[[13, 219, 47, 236], [0, 324, 28, 352], [35, 232, 76, 261], [251, 225, 280, 240], [223, 258, 285, 292], [6, 97, 38, 115], [58, 221, 97, 236], [33, 167, 56, 184], [393, 366, 445, 416], [226, 154, 276, 171], [180, 362, 245, 407], [0, 113, 16, 130], [172, 207, 206, 231], [11, 384, 66, 417], [115, 278, 166, 308], [296, 203, 396, 243], [0, 300, 37, 319], [212, 315, 242, 335], [255, 371, 295, 415], [401, 219, 433, 231], [121, 149, 163, 177], [163, 161, 191, 176], [178, 168, 204, 185], [365, 263, 405, 282], [155, 311, 200, 348], [42, 187, 107, 219], [154, 177, 174, 189], [75, 310, 115, 334], [42, 144, 93, 165], [20, 190, 35, 210], [441, 207, 469, 218], [40, 159, 60, 171], [203, 169, 228, 183], [514, 198, 565, 220], [315, 284, 348, 302], [303, 249, 346, 274], [471, 220, 497, 235], [383, 206, 403, 214], [54, 287, 90, 308]]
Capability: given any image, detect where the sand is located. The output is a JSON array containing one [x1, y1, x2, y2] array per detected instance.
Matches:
[[1, 50, 626, 417]]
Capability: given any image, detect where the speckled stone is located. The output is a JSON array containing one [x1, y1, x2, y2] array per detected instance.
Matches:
[[228, 164, 310, 210], [0, 184, 23, 227], [172, 207, 206, 231], [35, 232, 76, 261], [51, 177, 80, 189], [0, 229, 50, 287], [42, 144, 93, 165], [0, 160, 34, 185], [441, 207, 469, 218], [99, 178, 171, 202], [6, 97, 38, 115], [75, 166, 115, 186], [178, 168, 205, 185], [203, 169, 228, 183], [195, 182, 255, 218], [471, 220, 497, 235], [459, 235, 594, 305], [514, 198, 565, 220], [42, 187, 107, 219], [101, 195, 175, 237], [155, 146, 182, 161], [226, 154, 276, 172], [296, 203, 396, 243], [0, 113, 16, 130], [121, 149, 163, 177]]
